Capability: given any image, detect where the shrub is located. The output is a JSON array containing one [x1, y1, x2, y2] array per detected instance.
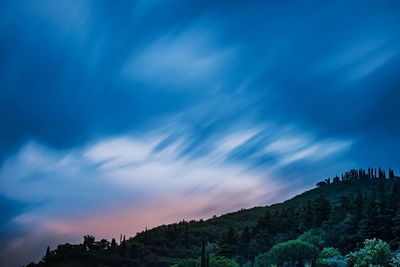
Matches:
[[209, 256, 239, 267], [320, 247, 343, 267], [345, 238, 391, 267]]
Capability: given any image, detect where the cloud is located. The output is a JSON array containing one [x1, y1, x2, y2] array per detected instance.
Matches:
[[264, 134, 352, 166], [1, 1, 400, 266], [0, 117, 354, 265], [122, 19, 237, 90], [314, 39, 399, 84]]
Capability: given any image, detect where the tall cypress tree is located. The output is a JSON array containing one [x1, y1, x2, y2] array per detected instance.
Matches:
[[200, 238, 206, 267], [43, 246, 51, 262]]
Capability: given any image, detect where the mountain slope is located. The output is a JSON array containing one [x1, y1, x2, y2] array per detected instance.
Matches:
[[27, 168, 400, 267]]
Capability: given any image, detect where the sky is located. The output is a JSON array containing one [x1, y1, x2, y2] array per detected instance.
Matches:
[[1, 0, 400, 265]]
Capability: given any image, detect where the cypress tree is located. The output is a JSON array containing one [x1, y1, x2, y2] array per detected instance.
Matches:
[[122, 235, 126, 257], [200, 238, 206, 267], [43, 246, 51, 262]]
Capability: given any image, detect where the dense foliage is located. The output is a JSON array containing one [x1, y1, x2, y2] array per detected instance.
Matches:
[[26, 167, 400, 267]]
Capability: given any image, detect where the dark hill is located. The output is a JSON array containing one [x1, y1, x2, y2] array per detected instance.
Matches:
[[27, 167, 400, 267]]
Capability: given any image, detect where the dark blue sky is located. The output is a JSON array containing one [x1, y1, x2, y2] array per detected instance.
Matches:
[[1, 1, 400, 265]]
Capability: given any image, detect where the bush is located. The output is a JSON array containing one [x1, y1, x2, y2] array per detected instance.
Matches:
[[391, 251, 400, 267], [209, 256, 239, 267], [254, 252, 269, 267], [345, 238, 391, 267], [320, 247, 343, 267], [268, 239, 313, 266]]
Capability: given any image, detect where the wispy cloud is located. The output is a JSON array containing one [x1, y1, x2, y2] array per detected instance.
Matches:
[[122, 18, 237, 89]]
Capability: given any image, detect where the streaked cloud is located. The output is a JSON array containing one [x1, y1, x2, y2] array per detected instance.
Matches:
[[122, 19, 237, 90], [1, 1, 400, 266]]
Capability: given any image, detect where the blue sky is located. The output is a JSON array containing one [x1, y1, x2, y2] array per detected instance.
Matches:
[[1, 0, 400, 265]]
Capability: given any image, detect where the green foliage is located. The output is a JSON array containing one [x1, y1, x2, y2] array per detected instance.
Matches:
[[218, 226, 238, 258], [172, 258, 198, 267], [25, 168, 400, 267], [298, 228, 324, 246], [319, 247, 343, 267], [208, 256, 239, 267], [391, 251, 400, 266], [320, 247, 341, 259], [345, 238, 392, 267], [268, 239, 313, 266], [254, 252, 269, 267]]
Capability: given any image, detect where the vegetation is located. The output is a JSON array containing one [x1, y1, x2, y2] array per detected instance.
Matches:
[[25, 167, 400, 266]]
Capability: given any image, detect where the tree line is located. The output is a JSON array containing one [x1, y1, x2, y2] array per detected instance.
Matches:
[[26, 167, 400, 266]]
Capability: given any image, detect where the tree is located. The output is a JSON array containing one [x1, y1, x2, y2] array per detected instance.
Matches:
[[241, 227, 251, 244], [218, 226, 238, 258], [185, 221, 189, 248], [359, 195, 379, 241], [121, 235, 126, 257], [209, 256, 239, 267], [201, 239, 206, 267], [345, 238, 391, 267], [255, 209, 274, 251], [268, 239, 313, 267], [319, 247, 343, 267], [376, 178, 392, 241], [314, 195, 331, 227], [254, 252, 269, 267], [389, 168, 395, 179], [110, 238, 117, 252], [320, 247, 341, 259], [300, 200, 315, 230], [98, 239, 109, 250], [391, 204, 400, 249], [239, 226, 252, 262], [83, 235, 95, 251], [43, 246, 51, 262], [298, 229, 324, 266]]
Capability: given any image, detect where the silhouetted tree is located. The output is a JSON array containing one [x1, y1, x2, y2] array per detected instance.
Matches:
[[110, 238, 117, 252], [201, 239, 206, 267], [83, 235, 95, 251]]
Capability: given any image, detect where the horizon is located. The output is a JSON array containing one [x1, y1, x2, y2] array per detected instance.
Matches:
[[1, 1, 400, 266]]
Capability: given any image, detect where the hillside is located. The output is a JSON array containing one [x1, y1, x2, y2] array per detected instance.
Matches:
[[27, 168, 400, 267]]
